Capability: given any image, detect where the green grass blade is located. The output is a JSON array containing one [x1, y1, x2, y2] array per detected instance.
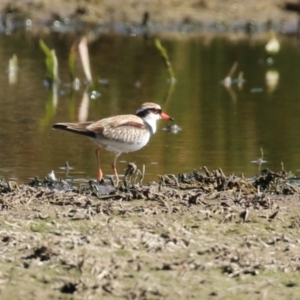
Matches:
[[154, 38, 176, 84], [39, 39, 59, 83], [51, 49, 59, 82]]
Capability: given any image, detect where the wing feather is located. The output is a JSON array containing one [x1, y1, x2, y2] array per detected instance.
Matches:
[[87, 114, 147, 143], [53, 114, 147, 143], [52, 122, 96, 137]]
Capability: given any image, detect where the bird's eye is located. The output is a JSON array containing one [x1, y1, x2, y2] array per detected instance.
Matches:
[[151, 108, 161, 114]]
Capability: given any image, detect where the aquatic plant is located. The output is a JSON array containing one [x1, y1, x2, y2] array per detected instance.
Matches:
[[221, 61, 238, 87], [68, 41, 77, 84], [78, 36, 93, 84], [265, 30, 280, 55], [69, 36, 98, 94], [39, 39, 59, 84], [8, 54, 18, 85], [154, 38, 176, 84], [154, 38, 176, 108]]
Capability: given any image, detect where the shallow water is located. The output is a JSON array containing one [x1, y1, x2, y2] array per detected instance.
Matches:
[[1, 29, 300, 183]]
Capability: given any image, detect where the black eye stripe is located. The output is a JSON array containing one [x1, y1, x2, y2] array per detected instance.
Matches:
[[136, 107, 161, 118]]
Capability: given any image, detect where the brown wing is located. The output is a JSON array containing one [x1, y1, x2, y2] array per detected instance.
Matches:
[[52, 122, 96, 138], [87, 114, 147, 143]]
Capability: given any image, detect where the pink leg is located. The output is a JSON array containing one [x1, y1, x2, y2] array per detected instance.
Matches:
[[111, 153, 120, 184], [95, 148, 103, 182]]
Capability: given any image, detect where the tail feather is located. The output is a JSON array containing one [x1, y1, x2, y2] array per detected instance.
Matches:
[[52, 122, 96, 138]]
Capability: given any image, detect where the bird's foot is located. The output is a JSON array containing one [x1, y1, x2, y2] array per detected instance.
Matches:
[[97, 178, 106, 185], [109, 177, 120, 188]]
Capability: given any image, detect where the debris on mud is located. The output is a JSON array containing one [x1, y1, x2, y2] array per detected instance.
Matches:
[[0, 167, 299, 216], [1, 167, 300, 299]]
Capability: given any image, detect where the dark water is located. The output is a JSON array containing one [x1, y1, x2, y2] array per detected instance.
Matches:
[[1, 30, 300, 183]]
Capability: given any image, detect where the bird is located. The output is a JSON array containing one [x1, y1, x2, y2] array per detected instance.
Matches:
[[52, 102, 174, 184]]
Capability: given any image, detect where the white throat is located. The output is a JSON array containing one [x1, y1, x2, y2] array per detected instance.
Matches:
[[142, 113, 160, 135]]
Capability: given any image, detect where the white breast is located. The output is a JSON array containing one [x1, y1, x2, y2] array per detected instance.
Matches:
[[91, 130, 151, 154]]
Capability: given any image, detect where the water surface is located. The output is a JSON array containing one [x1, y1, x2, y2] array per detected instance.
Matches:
[[1, 31, 300, 183]]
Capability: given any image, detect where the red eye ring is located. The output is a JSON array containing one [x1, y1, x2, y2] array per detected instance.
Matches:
[[151, 108, 161, 114]]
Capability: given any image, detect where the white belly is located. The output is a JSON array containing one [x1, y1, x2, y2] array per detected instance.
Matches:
[[91, 132, 151, 154]]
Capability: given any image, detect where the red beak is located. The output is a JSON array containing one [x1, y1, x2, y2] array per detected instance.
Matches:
[[160, 112, 174, 121]]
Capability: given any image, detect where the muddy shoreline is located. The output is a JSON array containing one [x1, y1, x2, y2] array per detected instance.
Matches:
[[2, 1, 300, 35], [1, 168, 300, 298]]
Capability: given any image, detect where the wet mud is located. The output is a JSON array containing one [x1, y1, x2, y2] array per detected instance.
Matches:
[[1, 167, 300, 298]]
